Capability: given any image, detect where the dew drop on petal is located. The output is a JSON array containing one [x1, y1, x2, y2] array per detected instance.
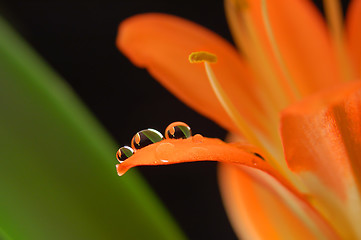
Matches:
[[192, 134, 204, 144], [165, 122, 192, 139], [116, 146, 134, 163], [131, 128, 164, 151]]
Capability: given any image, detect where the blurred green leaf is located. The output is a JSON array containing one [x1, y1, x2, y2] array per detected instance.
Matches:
[[0, 16, 185, 240], [0, 227, 12, 240]]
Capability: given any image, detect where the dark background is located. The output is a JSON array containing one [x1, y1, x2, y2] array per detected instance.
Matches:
[[0, 0, 350, 239]]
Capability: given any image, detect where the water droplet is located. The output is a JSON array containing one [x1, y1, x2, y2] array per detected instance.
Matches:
[[165, 122, 192, 139], [131, 128, 164, 151], [192, 134, 204, 143], [116, 146, 134, 163]]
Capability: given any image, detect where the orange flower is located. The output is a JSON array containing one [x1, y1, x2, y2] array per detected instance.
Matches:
[[116, 0, 361, 239]]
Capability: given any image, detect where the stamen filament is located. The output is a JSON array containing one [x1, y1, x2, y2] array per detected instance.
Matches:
[[225, 0, 288, 116], [261, 0, 301, 100], [225, 0, 299, 111], [323, 0, 354, 81], [203, 60, 286, 174], [204, 61, 306, 188], [224, 1, 293, 157], [189, 51, 304, 188], [189, 52, 277, 139], [241, 14, 292, 108], [204, 62, 260, 145]]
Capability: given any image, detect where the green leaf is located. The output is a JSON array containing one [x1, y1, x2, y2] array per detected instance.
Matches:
[[0, 227, 12, 240], [0, 16, 185, 240]]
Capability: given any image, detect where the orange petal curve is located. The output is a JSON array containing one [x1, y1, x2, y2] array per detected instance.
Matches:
[[227, 0, 341, 96], [116, 134, 339, 239], [280, 81, 361, 238], [116, 134, 298, 199], [218, 164, 340, 240], [116, 134, 272, 177], [251, 0, 341, 94], [117, 134, 337, 239], [117, 13, 263, 135]]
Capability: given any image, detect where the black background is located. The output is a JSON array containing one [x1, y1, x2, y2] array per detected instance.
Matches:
[[0, 0, 350, 239]]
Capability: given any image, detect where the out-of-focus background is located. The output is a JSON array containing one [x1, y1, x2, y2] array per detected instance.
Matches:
[[0, 0, 350, 239], [0, 0, 234, 239]]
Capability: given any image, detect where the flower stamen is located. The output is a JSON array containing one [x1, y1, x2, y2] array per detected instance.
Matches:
[[189, 51, 270, 137], [189, 51, 217, 63], [225, 0, 293, 111], [189, 52, 266, 147], [261, 0, 301, 101], [189, 51, 300, 183]]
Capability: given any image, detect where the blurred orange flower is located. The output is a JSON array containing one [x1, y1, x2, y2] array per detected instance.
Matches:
[[116, 0, 361, 239]]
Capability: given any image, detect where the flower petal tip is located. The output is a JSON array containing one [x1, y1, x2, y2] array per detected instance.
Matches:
[[116, 164, 125, 176]]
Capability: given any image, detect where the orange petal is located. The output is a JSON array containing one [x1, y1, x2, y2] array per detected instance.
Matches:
[[116, 134, 300, 197], [218, 164, 339, 240], [116, 134, 272, 176], [346, 0, 361, 78], [117, 13, 263, 134], [231, 0, 341, 95], [116, 134, 339, 238], [280, 81, 361, 238]]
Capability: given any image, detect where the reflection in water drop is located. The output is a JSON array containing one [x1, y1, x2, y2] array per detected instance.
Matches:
[[131, 128, 164, 151], [165, 122, 192, 139], [116, 146, 134, 163]]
